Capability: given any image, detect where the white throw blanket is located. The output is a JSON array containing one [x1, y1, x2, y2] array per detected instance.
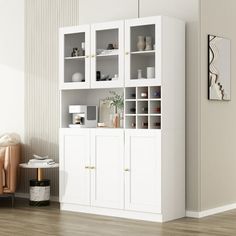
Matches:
[[0, 133, 21, 147]]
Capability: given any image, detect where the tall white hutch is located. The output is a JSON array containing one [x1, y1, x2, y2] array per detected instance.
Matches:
[[59, 16, 185, 222]]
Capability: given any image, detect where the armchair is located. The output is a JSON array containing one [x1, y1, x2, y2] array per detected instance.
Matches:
[[0, 144, 20, 206]]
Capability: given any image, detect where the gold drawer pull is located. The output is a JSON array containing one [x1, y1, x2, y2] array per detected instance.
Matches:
[[125, 52, 129, 55]]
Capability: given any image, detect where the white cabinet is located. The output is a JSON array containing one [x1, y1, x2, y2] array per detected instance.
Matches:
[[60, 128, 124, 209], [60, 21, 124, 90], [59, 129, 90, 205], [91, 129, 124, 209], [59, 16, 185, 222], [125, 16, 161, 87], [91, 21, 124, 88], [124, 130, 161, 213]]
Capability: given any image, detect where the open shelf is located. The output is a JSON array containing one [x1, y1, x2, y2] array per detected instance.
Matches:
[[65, 56, 86, 60], [124, 86, 161, 129], [125, 101, 136, 115], [125, 116, 136, 129], [125, 87, 136, 99], [150, 100, 161, 114], [137, 116, 148, 129], [131, 50, 155, 55], [150, 86, 161, 99], [150, 115, 161, 129]]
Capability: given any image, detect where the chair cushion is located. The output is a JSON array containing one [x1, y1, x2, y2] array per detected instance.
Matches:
[[1, 169, 5, 187]]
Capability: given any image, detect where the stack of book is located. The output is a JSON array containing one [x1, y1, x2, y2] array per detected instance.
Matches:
[[28, 155, 55, 167]]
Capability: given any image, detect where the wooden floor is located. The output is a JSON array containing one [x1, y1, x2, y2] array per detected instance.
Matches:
[[1, 198, 236, 236]]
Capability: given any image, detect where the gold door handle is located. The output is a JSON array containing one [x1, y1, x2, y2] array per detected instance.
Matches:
[[85, 166, 90, 169], [90, 166, 96, 170], [91, 55, 95, 58], [125, 52, 129, 55], [124, 168, 130, 172], [85, 55, 89, 58]]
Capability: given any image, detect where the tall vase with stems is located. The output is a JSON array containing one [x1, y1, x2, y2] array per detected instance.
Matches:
[[113, 106, 120, 128], [103, 91, 124, 128]]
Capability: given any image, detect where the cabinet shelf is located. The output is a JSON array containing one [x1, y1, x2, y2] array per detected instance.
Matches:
[[137, 98, 149, 101], [149, 114, 161, 116], [149, 98, 161, 101], [130, 50, 155, 55], [65, 56, 86, 60], [96, 53, 119, 58], [125, 99, 136, 101]]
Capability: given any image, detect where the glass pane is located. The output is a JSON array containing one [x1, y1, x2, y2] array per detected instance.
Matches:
[[130, 24, 155, 80], [64, 32, 86, 83], [96, 29, 119, 82]]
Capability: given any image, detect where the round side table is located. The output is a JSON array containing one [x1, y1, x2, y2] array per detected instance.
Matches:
[[19, 163, 59, 206]]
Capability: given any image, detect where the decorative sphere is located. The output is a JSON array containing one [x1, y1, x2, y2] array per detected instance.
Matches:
[[72, 72, 84, 82]]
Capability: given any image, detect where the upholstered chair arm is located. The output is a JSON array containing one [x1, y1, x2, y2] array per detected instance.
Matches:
[[0, 158, 3, 194], [4, 144, 20, 193]]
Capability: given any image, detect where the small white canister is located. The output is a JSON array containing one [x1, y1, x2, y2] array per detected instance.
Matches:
[[147, 67, 155, 79]]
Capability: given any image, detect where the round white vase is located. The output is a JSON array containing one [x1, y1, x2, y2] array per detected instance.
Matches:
[[72, 72, 84, 82]]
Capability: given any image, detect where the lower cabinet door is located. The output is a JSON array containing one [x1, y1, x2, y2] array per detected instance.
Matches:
[[124, 130, 161, 213], [60, 129, 90, 205], [91, 129, 124, 209]]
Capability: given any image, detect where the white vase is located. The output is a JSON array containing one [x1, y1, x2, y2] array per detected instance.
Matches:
[[137, 69, 142, 79], [147, 67, 155, 78], [72, 72, 84, 82], [145, 36, 152, 51], [137, 36, 145, 51]]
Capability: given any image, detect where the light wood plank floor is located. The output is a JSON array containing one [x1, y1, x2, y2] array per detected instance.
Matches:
[[1, 198, 236, 236]]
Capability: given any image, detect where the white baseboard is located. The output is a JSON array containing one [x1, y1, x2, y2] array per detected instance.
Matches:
[[15, 192, 59, 202], [61, 203, 163, 222], [186, 203, 236, 218]]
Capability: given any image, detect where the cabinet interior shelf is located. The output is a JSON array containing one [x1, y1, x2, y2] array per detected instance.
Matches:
[[131, 50, 155, 55], [132, 77, 157, 80], [96, 53, 119, 57], [125, 99, 136, 101], [149, 98, 161, 101], [137, 98, 149, 101], [65, 56, 86, 60]]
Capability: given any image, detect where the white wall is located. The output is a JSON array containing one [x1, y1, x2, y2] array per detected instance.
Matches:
[[79, 0, 138, 24], [0, 0, 24, 139], [200, 0, 236, 211]]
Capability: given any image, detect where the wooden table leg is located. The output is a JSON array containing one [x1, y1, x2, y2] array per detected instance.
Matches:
[[37, 168, 44, 181]]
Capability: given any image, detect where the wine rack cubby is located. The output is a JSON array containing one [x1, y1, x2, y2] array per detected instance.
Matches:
[[124, 86, 161, 129]]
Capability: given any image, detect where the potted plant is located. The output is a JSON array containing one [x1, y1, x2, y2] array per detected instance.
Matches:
[[103, 91, 124, 128]]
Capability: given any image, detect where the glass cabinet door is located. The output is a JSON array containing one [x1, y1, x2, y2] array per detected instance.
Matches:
[[125, 17, 161, 87], [59, 25, 90, 89], [91, 21, 124, 88]]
